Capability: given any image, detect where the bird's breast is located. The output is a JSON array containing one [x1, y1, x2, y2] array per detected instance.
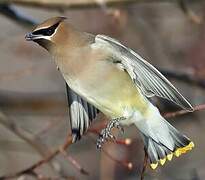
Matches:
[[56, 47, 148, 118]]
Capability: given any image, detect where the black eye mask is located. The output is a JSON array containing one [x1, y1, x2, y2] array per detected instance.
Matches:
[[32, 22, 60, 36]]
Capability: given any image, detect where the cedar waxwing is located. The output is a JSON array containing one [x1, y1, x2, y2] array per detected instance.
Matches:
[[25, 17, 194, 169]]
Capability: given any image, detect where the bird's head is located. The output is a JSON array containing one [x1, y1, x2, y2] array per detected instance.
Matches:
[[25, 17, 71, 51]]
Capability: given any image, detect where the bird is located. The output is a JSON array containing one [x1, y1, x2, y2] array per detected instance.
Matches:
[[25, 17, 194, 169]]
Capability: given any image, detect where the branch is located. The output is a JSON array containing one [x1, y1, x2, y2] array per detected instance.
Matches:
[[140, 148, 148, 180], [60, 149, 89, 176], [0, 0, 202, 10], [0, 111, 60, 178], [164, 104, 205, 118], [178, 0, 203, 25], [0, 111, 49, 158], [0, 0, 137, 10], [102, 149, 133, 170], [1, 100, 204, 179], [0, 4, 37, 27], [0, 134, 72, 179]]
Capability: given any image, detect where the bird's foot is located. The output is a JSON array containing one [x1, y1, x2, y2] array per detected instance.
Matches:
[[96, 117, 125, 149]]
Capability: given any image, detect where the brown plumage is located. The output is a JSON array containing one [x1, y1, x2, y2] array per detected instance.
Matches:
[[26, 17, 194, 169]]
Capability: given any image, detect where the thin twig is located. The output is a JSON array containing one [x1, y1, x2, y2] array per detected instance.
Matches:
[[0, 134, 72, 179], [0, 4, 37, 27], [34, 116, 64, 138], [0, 111, 52, 164], [140, 147, 148, 180], [102, 148, 133, 170], [89, 135, 133, 170], [60, 150, 89, 176], [89, 125, 132, 146], [164, 104, 205, 118], [1, 0, 202, 10], [178, 0, 202, 25], [1, 102, 204, 179], [0, 0, 142, 10]]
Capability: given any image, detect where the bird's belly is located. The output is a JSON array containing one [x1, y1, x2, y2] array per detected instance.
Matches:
[[64, 61, 148, 118]]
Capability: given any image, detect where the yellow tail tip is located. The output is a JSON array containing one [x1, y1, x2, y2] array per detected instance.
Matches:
[[189, 141, 195, 148], [167, 153, 173, 161], [160, 158, 166, 165], [175, 141, 195, 157], [150, 141, 194, 170], [174, 149, 181, 157], [150, 162, 158, 170]]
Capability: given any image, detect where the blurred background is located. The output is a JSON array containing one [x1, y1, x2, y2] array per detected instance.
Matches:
[[0, 0, 205, 179]]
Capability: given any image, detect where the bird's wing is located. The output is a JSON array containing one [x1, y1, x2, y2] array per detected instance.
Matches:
[[66, 84, 99, 142], [95, 35, 193, 111]]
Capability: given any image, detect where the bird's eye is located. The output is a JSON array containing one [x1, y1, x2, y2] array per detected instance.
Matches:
[[45, 29, 54, 36]]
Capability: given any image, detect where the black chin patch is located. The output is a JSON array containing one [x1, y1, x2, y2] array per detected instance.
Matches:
[[34, 38, 53, 51]]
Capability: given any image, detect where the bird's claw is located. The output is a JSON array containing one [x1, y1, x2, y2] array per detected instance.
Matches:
[[96, 117, 125, 149], [110, 117, 125, 134], [115, 122, 124, 134], [96, 129, 115, 149]]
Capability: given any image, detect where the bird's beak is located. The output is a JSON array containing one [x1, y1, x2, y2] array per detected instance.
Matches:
[[25, 32, 41, 41], [25, 32, 34, 41]]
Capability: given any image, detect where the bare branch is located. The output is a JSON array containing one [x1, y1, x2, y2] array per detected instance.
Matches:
[[0, 0, 202, 10], [0, 111, 60, 179], [164, 104, 205, 118], [1, 101, 204, 179], [0, 111, 49, 157], [0, 4, 37, 27], [140, 148, 148, 180], [60, 149, 89, 176], [0, 134, 72, 179], [102, 147, 133, 170], [0, 0, 137, 10], [178, 0, 203, 25]]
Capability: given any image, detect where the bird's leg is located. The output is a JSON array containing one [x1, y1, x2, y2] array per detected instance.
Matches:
[[97, 117, 126, 149]]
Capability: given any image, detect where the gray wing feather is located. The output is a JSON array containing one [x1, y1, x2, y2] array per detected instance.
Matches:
[[66, 84, 99, 142], [95, 35, 193, 111]]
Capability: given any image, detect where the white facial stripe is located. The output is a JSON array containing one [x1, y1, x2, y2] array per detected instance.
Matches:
[[41, 36, 52, 40], [34, 24, 51, 31], [31, 35, 51, 41]]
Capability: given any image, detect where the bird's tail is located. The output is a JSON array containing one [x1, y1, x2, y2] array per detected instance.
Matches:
[[136, 106, 194, 169], [141, 119, 194, 169]]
